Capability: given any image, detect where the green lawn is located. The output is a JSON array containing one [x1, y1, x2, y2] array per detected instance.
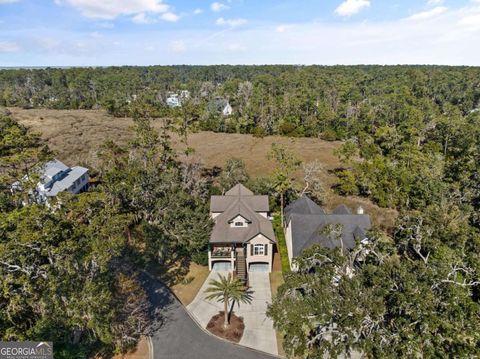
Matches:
[[273, 213, 291, 273]]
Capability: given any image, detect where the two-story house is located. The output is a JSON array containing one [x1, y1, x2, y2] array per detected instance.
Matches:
[[208, 184, 276, 279], [36, 159, 89, 202], [284, 196, 372, 270]]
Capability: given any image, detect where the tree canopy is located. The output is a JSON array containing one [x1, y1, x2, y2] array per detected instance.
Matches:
[[0, 110, 213, 357]]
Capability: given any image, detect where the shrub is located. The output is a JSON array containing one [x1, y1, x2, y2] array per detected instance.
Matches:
[[191, 250, 208, 266], [335, 169, 359, 196], [252, 126, 266, 138], [320, 128, 339, 141]]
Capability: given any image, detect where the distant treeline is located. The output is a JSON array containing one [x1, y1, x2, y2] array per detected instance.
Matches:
[[1, 65, 480, 139]]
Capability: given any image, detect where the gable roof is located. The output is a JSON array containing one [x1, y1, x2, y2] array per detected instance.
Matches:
[[46, 166, 88, 196], [37, 159, 88, 197], [40, 159, 69, 183], [286, 196, 371, 257], [285, 196, 325, 223], [332, 204, 353, 215], [208, 97, 230, 113], [289, 213, 371, 257], [225, 183, 253, 196], [211, 184, 269, 213], [226, 201, 254, 223], [210, 184, 275, 244]]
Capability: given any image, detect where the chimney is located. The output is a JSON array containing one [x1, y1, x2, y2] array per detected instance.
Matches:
[[356, 206, 364, 215]]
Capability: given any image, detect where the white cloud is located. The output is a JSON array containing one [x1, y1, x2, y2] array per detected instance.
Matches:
[[335, 0, 370, 17], [6, 0, 480, 66], [170, 40, 186, 53], [132, 13, 151, 24], [160, 12, 179, 22], [56, 0, 170, 19], [276, 25, 292, 33], [89, 31, 103, 38], [226, 43, 246, 51], [407, 6, 448, 20], [0, 41, 19, 52], [211, 2, 228, 12], [458, 13, 480, 30], [193, 8, 203, 14], [427, 0, 443, 5], [216, 17, 247, 27], [0, 0, 19, 4], [37, 37, 61, 51], [97, 21, 115, 28]]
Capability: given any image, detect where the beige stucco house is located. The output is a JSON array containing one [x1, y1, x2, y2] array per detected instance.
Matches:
[[208, 184, 276, 279]]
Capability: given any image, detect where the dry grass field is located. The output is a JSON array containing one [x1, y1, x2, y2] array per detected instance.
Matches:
[[10, 108, 397, 229]]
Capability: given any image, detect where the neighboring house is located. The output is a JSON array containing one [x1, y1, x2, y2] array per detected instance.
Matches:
[[180, 90, 190, 99], [284, 196, 371, 270], [208, 96, 233, 116], [36, 159, 89, 202], [166, 90, 190, 108], [208, 184, 276, 278], [166, 93, 181, 108]]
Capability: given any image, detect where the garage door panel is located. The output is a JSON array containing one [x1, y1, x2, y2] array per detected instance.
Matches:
[[212, 261, 232, 271], [249, 263, 269, 272]]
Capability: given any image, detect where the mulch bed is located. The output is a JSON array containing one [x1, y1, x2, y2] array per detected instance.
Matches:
[[206, 311, 245, 343]]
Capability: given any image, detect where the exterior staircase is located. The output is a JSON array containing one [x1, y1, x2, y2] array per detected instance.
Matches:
[[236, 251, 248, 285]]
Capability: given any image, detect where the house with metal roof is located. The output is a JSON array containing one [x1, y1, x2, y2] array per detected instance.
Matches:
[[36, 159, 89, 202], [208, 184, 276, 278], [284, 196, 371, 270]]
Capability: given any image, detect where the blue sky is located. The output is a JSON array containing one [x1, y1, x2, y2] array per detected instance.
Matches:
[[1, 0, 480, 66]]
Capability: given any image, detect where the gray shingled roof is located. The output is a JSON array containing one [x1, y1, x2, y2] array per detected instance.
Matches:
[[210, 184, 275, 244], [289, 213, 371, 257], [225, 183, 252, 196], [284, 196, 325, 223], [286, 197, 371, 257], [332, 204, 353, 215], [211, 184, 269, 213]]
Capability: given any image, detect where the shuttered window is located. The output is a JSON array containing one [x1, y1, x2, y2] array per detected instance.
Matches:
[[253, 244, 265, 255]]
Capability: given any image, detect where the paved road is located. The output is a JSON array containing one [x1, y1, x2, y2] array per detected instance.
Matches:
[[140, 272, 279, 359]]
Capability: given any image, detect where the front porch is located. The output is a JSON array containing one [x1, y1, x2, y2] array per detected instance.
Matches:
[[208, 243, 247, 280]]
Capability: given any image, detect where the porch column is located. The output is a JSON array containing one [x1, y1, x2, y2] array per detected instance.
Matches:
[[231, 244, 235, 272], [208, 244, 212, 270]]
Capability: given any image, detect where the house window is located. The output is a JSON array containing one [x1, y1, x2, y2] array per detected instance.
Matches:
[[253, 244, 265, 256], [235, 222, 243, 227]]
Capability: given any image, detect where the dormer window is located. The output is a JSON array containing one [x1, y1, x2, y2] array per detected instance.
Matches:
[[235, 222, 244, 227]]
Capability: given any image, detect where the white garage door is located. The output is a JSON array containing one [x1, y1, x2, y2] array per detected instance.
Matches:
[[212, 261, 232, 271], [249, 263, 269, 272]]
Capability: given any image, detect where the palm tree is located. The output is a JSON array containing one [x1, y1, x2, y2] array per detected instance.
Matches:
[[205, 273, 253, 328]]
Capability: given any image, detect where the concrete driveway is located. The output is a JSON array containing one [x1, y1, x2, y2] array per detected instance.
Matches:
[[187, 271, 278, 355], [139, 271, 277, 359]]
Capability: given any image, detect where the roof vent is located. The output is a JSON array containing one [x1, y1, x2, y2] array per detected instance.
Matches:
[[356, 206, 364, 215]]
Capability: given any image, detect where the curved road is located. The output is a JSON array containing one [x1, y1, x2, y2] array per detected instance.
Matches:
[[140, 272, 279, 359]]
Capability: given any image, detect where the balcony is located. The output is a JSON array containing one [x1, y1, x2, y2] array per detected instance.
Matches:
[[211, 247, 234, 258]]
